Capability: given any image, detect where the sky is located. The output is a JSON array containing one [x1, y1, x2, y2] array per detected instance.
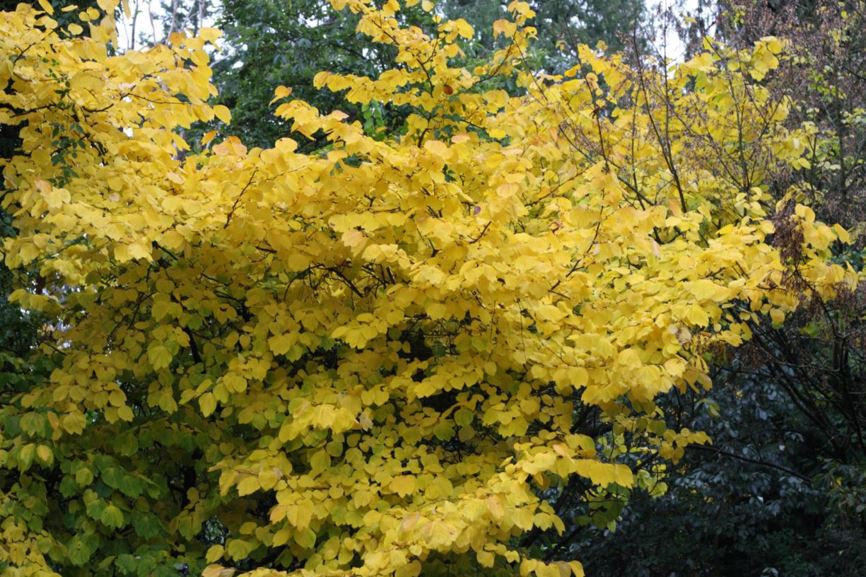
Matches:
[[652, 0, 705, 61]]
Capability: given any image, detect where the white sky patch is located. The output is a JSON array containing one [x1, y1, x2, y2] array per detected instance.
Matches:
[[117, 0, 222, 50], [647, 0, 705, 61], [116, 0, 161, 50]]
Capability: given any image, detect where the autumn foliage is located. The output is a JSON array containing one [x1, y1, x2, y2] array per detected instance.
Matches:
[[0, 1, 858, 576]]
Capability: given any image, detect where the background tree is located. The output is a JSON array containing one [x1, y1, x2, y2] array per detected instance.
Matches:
[[210, 0, 430, 148], [440, 0, 646, 69]]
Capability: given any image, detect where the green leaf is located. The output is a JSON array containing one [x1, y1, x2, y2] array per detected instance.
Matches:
[[175, 513, 200, 540], [68, 534, 95, 566], [17, 443, 35, 471], [131, 511, 162, 539], [84, 490, 106, 521], [226, 538, 256, 560], [295, 527, 317, 549], [75, 466, 94, 487], [101, 466, 125, 490], [19, 412, 49, 437], [100, 504, 125, 529], [454, 408, 474, 426]]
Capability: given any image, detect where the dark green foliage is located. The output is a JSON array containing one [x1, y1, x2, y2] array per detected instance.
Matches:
[[566, 375, 866, 576], [1, 13, 36, 383], [523, 0, 645, 68], [211, 0, 415, 149], [441, 0, 647, 61]]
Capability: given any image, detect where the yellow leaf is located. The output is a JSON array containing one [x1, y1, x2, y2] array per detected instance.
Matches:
[[486, 495, 505, 520], [258, 468, 280, 490], [424, 139, 453, 161], [770, 308, 785, 327], [310, 450, 331, 473], [201, 130, 218, 146], [270, 85, 293, 105], [454, 19, 474, 39], [36, 445, 53, 465], [206, 545, 224, 564], [199, 392, 217, 417], [396, 561, 422, 577], [236, 476, 259, 496], [202, 566, 236, 577], [390, 475, 416, 497], [477, 550, 495, 568], [37, 180, 70, 209], [268, 334, 295, 355], [213, 136, 247, 157], [117, 405, 134, 422], [214, 105, 232, 123]]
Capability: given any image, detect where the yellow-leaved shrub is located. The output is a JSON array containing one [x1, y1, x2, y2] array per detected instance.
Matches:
[[0, 1, 857, 577]]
